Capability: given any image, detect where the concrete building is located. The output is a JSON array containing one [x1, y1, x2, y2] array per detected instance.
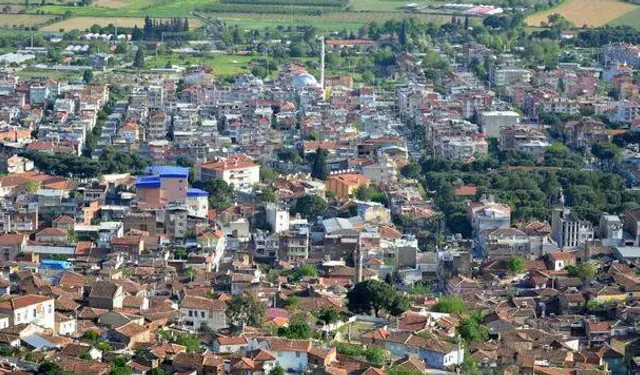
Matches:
[[266, 203, 290, 234], [196, 155, 260, 187], [325, 173, 370, 199], [467, 196, 511, 255], [135, 166, 189, 207], [186, 188, 209, 218], [599, 214, 624, 246], [490, 67, 532, 87], [479, 111, 521, 137], [551, 207, 594, 249]]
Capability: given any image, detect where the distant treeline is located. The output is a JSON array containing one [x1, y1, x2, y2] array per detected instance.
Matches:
[[220, 0, 348, 7], [577, 26, 640, 48], [143, 16, 190, 41], [196, 3, 336, 14]]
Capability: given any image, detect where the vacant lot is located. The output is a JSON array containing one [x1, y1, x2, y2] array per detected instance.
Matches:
[[146, 53, 253, 77], [41, 16, 202, 31], [527, 0, 637, 27], [0, 14, 53, 28]]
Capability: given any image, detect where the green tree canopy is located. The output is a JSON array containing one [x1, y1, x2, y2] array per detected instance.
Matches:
[[226, 294, 266, 329], [291, 194, 328, 220], [317, 307, 341, 325], [347, 280, 408, 317], [566, 261, 597, 281], [432, 296, 466, 314], [506, 255, 525, 275]]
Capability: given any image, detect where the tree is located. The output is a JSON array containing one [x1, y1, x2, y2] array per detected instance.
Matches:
[[364, 345, 387, 365], [400, 163, 422, 179], [109, 357, 131, 375], [566, 261, 597, 281], [82, 330, 99, 341], [83, 69, 93, 84], [193, 179, 234, 211], [506, 255, 525, 275], [148, 369, 168, 375], [291, 194, 328, 220], [24, 180, 41, 193], [311, 148, 329, 180], [347, 279, 398, 317], [175, 333, 200, 353], [388, 294, 410, 317], [226, 294, 265, 329], [37, 361, 64, 375], [260, 166, 279, 184], [317, 307, 341, 325], [133, 47, 144, 68], [269, 365, 285, 375], [458, 314, 489, 342], [277, 318, 312, 339], [355, 184, 374, 201], [288, 264, 318, 282], [261, 187, 278, 204], [432, 296, 466, 314]]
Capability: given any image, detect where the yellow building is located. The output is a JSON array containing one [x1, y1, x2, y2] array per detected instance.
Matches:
[[325, 173, 371, 199]]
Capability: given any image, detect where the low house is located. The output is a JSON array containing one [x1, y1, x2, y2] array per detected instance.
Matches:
[[179, 295, 228, 331], [55, 312, 76, 336], [360, 329, 464, 369], [60, 343, 103, 360], [546, 251, 577, 271], [211, 335, 249, 353], [59, 357, 110, 375], [248, 337, 312, 372], [110, 321, 152, 348], [88, 280, 124, 310], [35, 227, 68, 244]]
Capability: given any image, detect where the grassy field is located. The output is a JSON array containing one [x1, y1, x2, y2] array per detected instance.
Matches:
[[27, 0, 472, 31], [609, 7, 640, 28], [526, 0, 637, 27], [41, 16, 202, 32], [0, 14, 54, 28], [146, 53, 254, 76], [17, 69, 82, 80]]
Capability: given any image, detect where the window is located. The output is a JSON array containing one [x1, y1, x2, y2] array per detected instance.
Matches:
[[188, 310, 193, 317], [296, 352, 301, 358], [33, 309, 36, 318], [16, 313, 20, 322], [201, 311, 205, 318], [47, 305, 52, 314]]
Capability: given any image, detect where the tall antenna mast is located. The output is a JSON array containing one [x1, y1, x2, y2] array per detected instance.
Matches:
[[320, 34, 325, 100]]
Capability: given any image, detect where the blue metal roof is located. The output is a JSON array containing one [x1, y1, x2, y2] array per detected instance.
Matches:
[[40, 259, 71, 270], [147, 166, 189, 179], [135, 175, 161, 188], [187, 188, 209, 198]]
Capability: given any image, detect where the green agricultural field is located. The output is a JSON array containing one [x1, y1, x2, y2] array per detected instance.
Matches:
[[28, 0, 472, 31], [609, 7, 640, 29], [145, 53, 255, 77]]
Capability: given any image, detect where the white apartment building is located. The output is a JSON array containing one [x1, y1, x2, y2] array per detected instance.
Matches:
[[0, 294, 55, 329]]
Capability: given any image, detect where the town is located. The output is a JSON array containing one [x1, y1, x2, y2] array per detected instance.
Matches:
[[0, 4, 640, 375]]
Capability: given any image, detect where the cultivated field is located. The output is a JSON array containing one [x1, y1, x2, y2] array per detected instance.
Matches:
[[27, 0, 479, 31], [0, 14, 54, 28], [41, 16, 202, 32], [526, 0, 637, 27]]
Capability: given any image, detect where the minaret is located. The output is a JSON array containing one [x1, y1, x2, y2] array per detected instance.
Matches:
[[354, 234, 363, 284], [320, 35, 325, 100]]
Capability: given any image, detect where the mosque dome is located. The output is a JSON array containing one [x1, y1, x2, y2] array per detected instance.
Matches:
[[292, 73, 320, 89]]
